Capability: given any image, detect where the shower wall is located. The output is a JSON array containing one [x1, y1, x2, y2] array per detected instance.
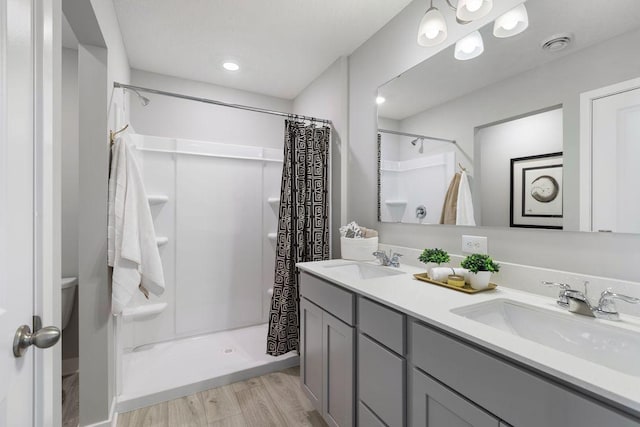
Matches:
[[121, 135, 282, 350]]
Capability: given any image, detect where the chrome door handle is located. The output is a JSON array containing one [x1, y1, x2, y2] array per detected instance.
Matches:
[[13, 324, 60, 358]]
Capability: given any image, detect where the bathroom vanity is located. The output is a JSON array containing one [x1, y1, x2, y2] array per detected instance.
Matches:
[[297, 260, 640, 427]]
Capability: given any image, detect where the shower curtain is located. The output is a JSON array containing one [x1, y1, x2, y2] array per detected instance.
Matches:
[[267, 120, 330, 356]]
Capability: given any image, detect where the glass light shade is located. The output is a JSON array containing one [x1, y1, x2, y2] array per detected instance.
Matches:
[[493, 4, 529, 38], [454, 31, 484, 60], [456, 0, 493, 21], [417, 7, 448, 46]]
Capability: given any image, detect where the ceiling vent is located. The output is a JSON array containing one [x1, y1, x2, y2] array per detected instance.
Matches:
[[541, 33, 573, 52]]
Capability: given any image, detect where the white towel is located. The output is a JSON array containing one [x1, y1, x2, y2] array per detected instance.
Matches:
[[456, 171, 476, 226], [428, 267, 469, 283], [108, 135, 165, 315]]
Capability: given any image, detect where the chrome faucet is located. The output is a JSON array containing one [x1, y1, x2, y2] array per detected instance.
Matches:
[[373, 249, 403, 267], [542, 281, 640, 321]]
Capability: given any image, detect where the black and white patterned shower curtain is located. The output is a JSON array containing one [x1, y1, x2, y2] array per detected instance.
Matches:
[[267, 120, 330, 356]]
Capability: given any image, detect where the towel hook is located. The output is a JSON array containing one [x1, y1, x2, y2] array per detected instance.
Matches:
[[458, 162, 467, 172], [110, 124, 129, 145]]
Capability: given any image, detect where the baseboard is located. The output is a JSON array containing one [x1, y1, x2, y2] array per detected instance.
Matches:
[[83, 397, 116, 427], [116, 355, 300, 413]]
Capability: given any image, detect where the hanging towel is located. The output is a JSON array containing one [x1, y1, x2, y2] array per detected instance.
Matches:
[[456, 171, 476, 226], [440, 172, 461, 224], [108, 135, 165, 315]]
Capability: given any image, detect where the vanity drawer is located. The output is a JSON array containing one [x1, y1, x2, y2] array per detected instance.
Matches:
[[299, 272, 355, 325], [358, 333, 405, 427], [358, 296, 405, 354], [410, 321, 639, 427]]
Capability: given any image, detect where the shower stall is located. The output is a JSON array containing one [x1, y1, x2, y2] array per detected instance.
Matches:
[[112, 83, 331, 412]]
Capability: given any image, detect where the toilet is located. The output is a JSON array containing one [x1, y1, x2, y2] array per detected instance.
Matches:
[[61, 277, 78, 330]]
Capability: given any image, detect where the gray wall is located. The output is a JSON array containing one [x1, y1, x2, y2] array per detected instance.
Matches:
[[78, 43, 111, 426], [477, 108, 562, 227], [347, 0, 640, 283], [130, 69, 292, 149], [61, 47, 80, 364], [293, 57, 349, 256]]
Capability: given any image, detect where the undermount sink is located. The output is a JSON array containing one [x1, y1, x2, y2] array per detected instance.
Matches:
[[323, 262, 405, 280], [452, 299, 640, 377]]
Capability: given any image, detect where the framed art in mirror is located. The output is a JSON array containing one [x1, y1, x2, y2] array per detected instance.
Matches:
[[510, 152, 563, 229]]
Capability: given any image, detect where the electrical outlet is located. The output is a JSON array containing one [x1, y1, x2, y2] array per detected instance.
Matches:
[[462, 235, 488, 254]]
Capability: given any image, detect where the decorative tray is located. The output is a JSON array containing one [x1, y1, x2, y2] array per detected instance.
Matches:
[[413, 273, 497, 294]]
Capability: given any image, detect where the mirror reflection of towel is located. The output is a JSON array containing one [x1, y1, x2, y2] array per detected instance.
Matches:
[[440, 173, 461, 224], [456, 171, 476, 226]]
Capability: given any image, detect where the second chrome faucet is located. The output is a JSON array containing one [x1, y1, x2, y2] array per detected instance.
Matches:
[[542, 281, 640, 321]]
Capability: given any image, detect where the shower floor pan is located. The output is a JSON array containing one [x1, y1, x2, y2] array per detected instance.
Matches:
[[117, 323, 299, 412]]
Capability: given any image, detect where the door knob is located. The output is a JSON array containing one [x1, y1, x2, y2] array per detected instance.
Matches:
[[13, 324, 61, 357]]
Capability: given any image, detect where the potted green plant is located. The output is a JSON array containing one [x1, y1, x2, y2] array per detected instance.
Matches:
[[419, 248, 450, 278], [460, 253, 500, 289]]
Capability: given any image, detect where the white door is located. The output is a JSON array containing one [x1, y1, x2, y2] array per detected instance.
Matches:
[[591, 86, 640, 233], [0, 1, 61, 426]]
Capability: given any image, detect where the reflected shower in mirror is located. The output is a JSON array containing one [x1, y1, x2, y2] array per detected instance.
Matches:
[[377, 0, 640, 233]]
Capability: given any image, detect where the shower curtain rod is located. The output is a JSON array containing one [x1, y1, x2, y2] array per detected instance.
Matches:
[[114, 82, 332, 125], [378, 128, 456, 144]]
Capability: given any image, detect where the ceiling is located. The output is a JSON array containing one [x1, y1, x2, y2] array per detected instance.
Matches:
[[378, 0, 640, 120], [113, 0, 413, 99]]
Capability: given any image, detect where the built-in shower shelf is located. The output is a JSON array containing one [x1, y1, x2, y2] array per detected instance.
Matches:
[[148, 195, 169, 205], [385, 200, 408, 207], [156, 237, 169, 247], [267, 233, 278, 242], [267, 197, 280, 207], [122, 303, 168, 322]]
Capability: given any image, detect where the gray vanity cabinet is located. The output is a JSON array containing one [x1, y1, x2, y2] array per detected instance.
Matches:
[[299, 272, 355, 427], [411, 368, 500, 427], [410, 320, 640, 427]]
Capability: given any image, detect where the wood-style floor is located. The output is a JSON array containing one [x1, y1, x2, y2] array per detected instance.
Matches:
[[62, 373, 79, 427], [117, 366, 327, 427]]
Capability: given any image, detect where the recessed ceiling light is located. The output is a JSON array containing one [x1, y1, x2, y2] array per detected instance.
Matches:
[[376, 96, 386, 105], [223, 62, 240, 71]]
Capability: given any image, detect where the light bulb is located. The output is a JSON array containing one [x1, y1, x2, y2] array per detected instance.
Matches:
[[460, 39, 476, 54], [493, 4, 529, 38], [223, 62, 240, 71], [502, 15, 518, 30], [456, 0, 492, 21], [455, 31, 484, 60], [376, 96, 386, 105], [466, 0, 483, 12], [424, 26, 440, 40]]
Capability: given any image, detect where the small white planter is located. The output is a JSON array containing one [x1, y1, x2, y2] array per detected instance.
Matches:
[[469, 271, 492, 290]]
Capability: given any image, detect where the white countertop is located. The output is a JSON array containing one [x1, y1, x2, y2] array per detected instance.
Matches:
[[297, 259, 640, 416]]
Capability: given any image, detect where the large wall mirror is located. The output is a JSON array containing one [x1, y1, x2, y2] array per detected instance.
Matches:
[[377, 0, 640, 234]]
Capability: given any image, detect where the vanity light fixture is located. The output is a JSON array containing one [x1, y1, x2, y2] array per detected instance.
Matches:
[[455, 30, 484, 60], [493, 4, 528, 38], [417, 0, 448, 46], [376, 96, 386, 105], [223, 61, 240, 71]]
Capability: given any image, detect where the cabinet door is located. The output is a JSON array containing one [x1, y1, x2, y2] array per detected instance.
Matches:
[[412, 368, 499, 427], [323, 311, 355, 427], [300, 298, 324, 413], [359, 333, 405, 426]]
